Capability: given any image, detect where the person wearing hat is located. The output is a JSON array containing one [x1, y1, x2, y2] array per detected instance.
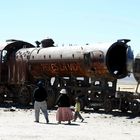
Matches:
[[55, 88, 73, 124], [33, 81, 49, 123]]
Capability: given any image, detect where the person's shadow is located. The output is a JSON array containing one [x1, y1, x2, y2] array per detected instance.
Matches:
[[37, 122, 80, 126]]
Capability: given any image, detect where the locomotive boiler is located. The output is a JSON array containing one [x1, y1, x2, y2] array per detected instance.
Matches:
[[0, 39, 133, 109], [16, 39, 133, 79]]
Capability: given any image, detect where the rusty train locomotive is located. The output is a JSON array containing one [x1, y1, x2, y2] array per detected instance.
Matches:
[[1, 38, 139, 114]]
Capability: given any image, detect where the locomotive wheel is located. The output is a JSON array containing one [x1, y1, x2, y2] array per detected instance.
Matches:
[[129, 100, 140, 115], [103, 99, 113, 113], [120, 101, 129, 113], [18, 86, 31, 105]]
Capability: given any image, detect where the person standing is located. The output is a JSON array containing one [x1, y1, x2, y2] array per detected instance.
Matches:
[[73, 97, 84, 122], [56, 88, 73, 124], [33, 81, 49, 123]]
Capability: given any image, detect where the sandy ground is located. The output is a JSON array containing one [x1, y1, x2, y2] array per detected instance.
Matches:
[[0, 84, 140, 140], [0, 107, 140, 140]]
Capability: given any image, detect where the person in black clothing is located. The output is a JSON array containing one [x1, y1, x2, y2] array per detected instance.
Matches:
[[56, 88, 73, 124], [33, 81, 49, 123]]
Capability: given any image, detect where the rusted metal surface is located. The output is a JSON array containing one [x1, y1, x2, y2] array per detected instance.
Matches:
[[0, 39, 134, 85], [30, 61, 88, 77], [28, 49, 110, 78], [0, 39, 139, 113], [14, 39, 133, 82], [0, 40, 35, 84]]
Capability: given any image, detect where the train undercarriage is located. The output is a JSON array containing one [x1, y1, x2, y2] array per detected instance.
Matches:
[[0, 76, 140, 115]]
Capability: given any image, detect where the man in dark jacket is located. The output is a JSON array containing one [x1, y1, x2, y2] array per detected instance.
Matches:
[[33, 81, 49, 123]]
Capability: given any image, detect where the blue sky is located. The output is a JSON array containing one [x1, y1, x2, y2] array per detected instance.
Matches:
[[0, 0, 139, 56]]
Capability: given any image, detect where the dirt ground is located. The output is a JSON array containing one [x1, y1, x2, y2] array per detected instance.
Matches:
[[0, 106, 140, 140]]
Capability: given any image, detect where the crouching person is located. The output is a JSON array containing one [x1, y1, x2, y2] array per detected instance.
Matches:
[[56, 88, 73, 124], [33, 81, 49, 123]]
